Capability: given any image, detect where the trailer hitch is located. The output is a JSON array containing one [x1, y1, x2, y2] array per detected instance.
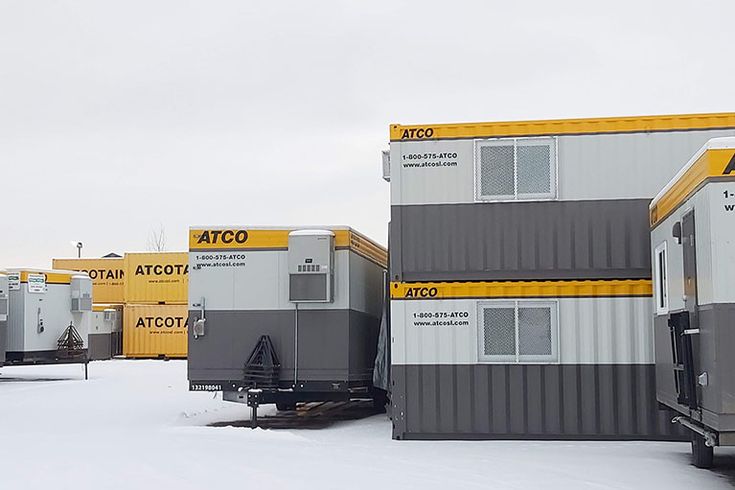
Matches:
[[672, 416, 718, 447]]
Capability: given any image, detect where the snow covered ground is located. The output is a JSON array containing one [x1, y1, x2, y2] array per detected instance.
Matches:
[[1, 360, 734, 490]]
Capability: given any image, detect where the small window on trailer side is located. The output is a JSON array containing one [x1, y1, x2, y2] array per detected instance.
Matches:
[[475, 137, 557, 201], [478, 300, 558, 363], [654, 242, 668, 315]]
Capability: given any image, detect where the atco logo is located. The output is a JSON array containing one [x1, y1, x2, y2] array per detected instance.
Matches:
[[400, 127, 434, 140], [404, 287, 438, 298], [135, 316, 188, 328], [724, 154, 735, 175], [196, 230, 249, 244], [134, 264, 188, 276]]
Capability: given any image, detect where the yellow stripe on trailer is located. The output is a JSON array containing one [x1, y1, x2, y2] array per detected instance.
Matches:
[[390, 279, 653, 300], [390, 112, 735, 142], [650, 148, 735, 228], [19, 270, 74, 285], [344, 230, 388, 269], [189, 228, 387, 268]]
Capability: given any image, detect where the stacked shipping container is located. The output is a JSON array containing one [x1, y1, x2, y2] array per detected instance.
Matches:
[[122, 252, 189, 358], [387, 113, 735, 440]]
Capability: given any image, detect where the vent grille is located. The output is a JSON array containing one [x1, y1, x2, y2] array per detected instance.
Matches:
[[479, 144, 514, 197], [71, 297, 92, 312], [518, 307, 552, 356], [482, 307, 515, 356], [516, 143, 551, 195]]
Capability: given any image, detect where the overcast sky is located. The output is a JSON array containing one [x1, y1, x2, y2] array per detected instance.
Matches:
[[1, 0, 733, 268]]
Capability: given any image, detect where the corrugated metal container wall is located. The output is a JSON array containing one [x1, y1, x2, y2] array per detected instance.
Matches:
[[123, 304, 188, 358], [391, 200, 652, 282], [52, 258, 124, 303], [124, 252, 188, 304]]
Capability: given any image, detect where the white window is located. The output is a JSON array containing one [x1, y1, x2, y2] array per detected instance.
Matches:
[[654, 242, 669, 315], [475, 137, 557, 201], [478, 301, 558, 363]]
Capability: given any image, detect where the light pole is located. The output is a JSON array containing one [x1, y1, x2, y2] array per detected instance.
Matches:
[[70, 241, 83, 258]]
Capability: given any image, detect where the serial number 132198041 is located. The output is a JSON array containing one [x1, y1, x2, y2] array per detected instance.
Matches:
[[190, 383, 222, 391]]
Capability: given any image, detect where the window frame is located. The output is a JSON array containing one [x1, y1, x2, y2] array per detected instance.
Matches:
[[477, 300, 559, 364], [474, 137, 558, 202], [654, 241, 669, 315]]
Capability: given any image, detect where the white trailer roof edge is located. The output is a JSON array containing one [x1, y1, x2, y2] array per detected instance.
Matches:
[[650, 137, 735, 209]]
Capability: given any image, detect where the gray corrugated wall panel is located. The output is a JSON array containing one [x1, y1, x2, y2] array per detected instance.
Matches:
[[390, 199, 652, 282], [544, 367, 562, 433], [391, 364, 686, 440], [491, 367, 508, 433], [509, 367, 525, 434], [188, 309, 380, 385]]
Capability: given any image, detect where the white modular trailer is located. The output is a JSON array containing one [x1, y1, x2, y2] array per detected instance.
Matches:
[[89, 305, 123, 360], [650, 138, 735, 467], [5, 269, 92, 363], [0, 272, 8, 365], [387, 113, 735, 440], [187, 226, 387, 407]]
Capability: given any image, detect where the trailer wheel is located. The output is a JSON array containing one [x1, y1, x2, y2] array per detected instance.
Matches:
[[691, 432, 714, 469], [372, 389, 388, 412]]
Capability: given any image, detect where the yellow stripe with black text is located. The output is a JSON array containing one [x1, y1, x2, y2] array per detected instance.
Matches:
[[390, 112, 735, 141], [189, 228, 387, 268], [391, 279, 653, 300]]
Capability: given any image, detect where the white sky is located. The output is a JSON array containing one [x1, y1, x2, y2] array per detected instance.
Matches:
[[1, 0, 733, 268]]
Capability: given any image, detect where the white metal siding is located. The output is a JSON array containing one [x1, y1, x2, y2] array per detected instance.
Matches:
[[709, 182, 735, 304], [650, 183, 735, 311], [348, 253, 385, 318], [558, 129, 735, 200], [8, 284, 90, 352], [189, 249, 384, 315], [392, 296, 653, 365], [391, 129, 735, 206]]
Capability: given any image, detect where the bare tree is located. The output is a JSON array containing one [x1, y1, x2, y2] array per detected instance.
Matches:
[[147, 224, 167, 252]]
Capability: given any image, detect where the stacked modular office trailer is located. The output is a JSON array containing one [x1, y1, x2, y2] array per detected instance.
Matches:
[[122, 252, 189, 358], [0, 272, 8, 365], [187, 226, 387, 409], [387, 113, 735, 440], [5, 269, 92, 364], [650, 138, 735, 467], [53, 257, 125, 359]]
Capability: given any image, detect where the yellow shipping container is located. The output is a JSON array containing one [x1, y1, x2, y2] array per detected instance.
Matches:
[[52, 257, 125, 303], [124, 252, 188, 304], [123, 304, 188, 358]]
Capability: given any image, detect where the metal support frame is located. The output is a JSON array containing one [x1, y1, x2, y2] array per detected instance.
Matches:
[[673, 416, 718, 447]]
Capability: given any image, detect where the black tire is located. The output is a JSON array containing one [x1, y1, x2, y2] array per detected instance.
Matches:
[[372, 389, 388, 412], [692, 432, 714, 469], [276, 403, 296, 412]]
